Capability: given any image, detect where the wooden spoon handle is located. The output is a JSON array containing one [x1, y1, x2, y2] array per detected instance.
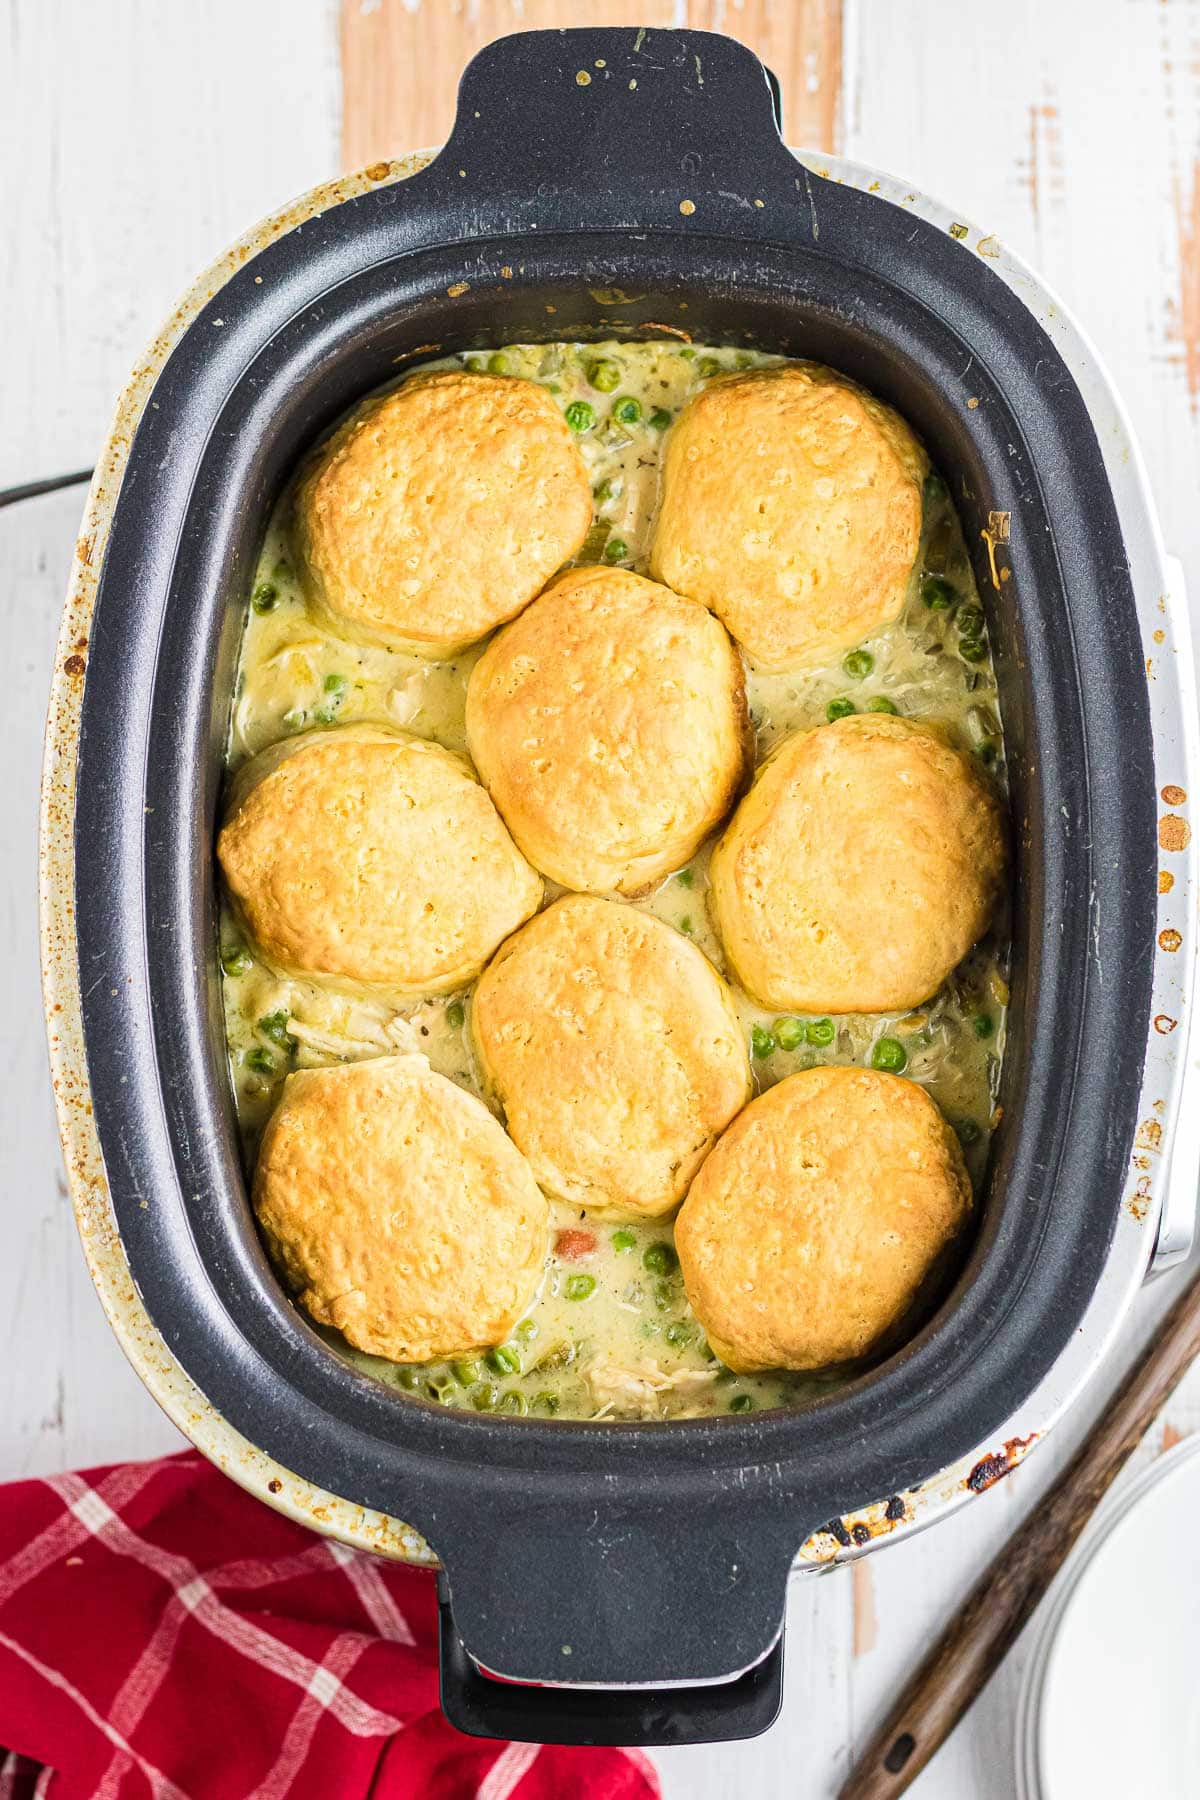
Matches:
[[838, 1262, 1200, 1800]]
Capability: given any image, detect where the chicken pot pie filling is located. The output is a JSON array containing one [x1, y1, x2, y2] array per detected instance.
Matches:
[[220, 340, 1009, 1421]]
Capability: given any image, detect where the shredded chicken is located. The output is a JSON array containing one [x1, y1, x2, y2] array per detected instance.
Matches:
[[388, 673, 426, 727], [585, 1356, 720, 1418], [288, 1008, 425, 1064]]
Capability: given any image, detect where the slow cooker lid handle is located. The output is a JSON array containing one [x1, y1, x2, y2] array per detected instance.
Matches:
[[416, 24, 806, 233]]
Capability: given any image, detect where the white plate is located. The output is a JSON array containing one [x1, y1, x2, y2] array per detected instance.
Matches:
[[1023, 1437, 1200, 1800]]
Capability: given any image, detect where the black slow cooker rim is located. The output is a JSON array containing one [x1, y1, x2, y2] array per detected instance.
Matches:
[[70, 27, 1156, 1697]]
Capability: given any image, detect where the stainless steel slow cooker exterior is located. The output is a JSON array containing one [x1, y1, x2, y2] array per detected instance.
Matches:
[[39, 28, 1197, 1743]]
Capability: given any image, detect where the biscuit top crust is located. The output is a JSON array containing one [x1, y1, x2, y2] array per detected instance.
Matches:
[[472, 894, 752, 1219], [675, 1065, 971, 1372], [466, 565, 752, 894], [295, 372, 593, 653], [218, 726, 542, 996], [254, 1056, 549, 1362], [651, 364, 927, 672], [709, 713, 1005, 1014]]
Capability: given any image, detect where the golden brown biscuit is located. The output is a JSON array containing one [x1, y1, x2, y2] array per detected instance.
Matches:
[[218, 725, 542, 997], [294, 371, 593, 655], [675, 1067, 972, 1372], [650, 364, 928, 671], [472, 895, 751, 1220], [254, 1056, 549, 1362], [465, 566, 751, 894], [710, 714, 1004, 1013]]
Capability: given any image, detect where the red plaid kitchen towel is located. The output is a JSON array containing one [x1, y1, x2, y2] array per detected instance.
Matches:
[[0, 1450, 660, 1800]]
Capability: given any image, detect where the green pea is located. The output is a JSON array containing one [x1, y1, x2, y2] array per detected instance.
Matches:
[[315, 671, 348, 725], [565, 400, 595, 433], [251, 583, 279, 614], [515, 1318, 539, 1342], [396, 1366, 420, 1390], [533, 1391, 560, 1415], [565, 1273, 596, 1301], [924, 472, 948, 504], [486, 1344, 521, 1376], [921, 575, 956, 610], [612, 1228, 636, 1252], [729, 1394, 755, 1414], [593, 476, 620, 503], [871, 1037, 908, 1074], [612, 395, 642, 425], [827, 697, 856, 723], [282, 706, 306, 733], [806, 1018, 836, 1047], [957, 605, 985, 636], [446, 1000, 465, 1031], [955, 1117, 982, 1145], [959, 638, 987, 664], [465, 355, 486, 373], [246, 1047, 275, 1075], [676, 867, 694, 888], [488, 351, 512, 375], [649, 407, 673, 430], [258, 1011, 295, 1049], [679, 915, 693, 935], [452, 1360, 481, 1387], [221, 945, 252, 977], [972, 1013, 995, 1039], [843, 649, 874, 680], [470, 1383, 501, 1411], [751, 1024, 776, 1059], [678, 347, 697, 360], [643, 1241, 678, 1277], [867, 696, 899, 714], [664, 1321, 694, 1347], [602, 537, 629, 564], [775, 1017, 805, 1052], [499, 1390, 529, 1415], [698, 355, 722, 377], [588, 359, 622, 392], [654, 1279, 676, 1311], [699, 1340, 717, 1361]]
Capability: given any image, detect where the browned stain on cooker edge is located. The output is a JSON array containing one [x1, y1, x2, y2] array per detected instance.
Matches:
[[964, 1434, 1037, 1494], [1160, 814, 1191, 852], [340, 1, 844, 170]]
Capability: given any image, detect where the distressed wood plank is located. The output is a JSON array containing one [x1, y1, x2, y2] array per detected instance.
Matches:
[[339, 0, 844, 168], [0, 0, 340, 489]]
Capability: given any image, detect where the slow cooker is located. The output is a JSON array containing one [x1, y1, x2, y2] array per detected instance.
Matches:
[[39, 27, 1199, 1748]]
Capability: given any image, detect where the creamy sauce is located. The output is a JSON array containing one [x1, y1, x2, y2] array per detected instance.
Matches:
[[221, 340, 1009, 1422]]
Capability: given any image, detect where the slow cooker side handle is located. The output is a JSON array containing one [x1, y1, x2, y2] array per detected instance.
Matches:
[[436, 1573, 785, 1747]]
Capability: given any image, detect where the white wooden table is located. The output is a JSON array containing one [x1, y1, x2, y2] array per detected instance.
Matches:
[[3, 4, 1198, 1794]]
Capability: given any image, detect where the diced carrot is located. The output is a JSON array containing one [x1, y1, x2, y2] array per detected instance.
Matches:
[[554, 1228, 597, 1260]]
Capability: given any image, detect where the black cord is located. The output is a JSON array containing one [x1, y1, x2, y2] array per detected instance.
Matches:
[[0, 469, 94, 510]]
